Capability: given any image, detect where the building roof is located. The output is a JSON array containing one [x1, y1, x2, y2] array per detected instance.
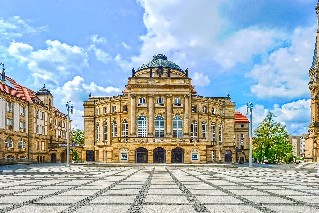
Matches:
[[234, 112, 249, 123], [36, 84, 52, 96], [137, 54, 184, 72]]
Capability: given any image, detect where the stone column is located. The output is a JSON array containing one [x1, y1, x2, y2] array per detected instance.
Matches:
[[183, 94, 189, 136], [148, 94, 154, 136], [130, 94, 136, 136], [166, 95, 172, 137]]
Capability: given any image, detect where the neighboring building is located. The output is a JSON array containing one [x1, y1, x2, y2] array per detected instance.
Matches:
[[307, 1, 319, 162], [234, 112, 249, 163], [289, 134, 308, 159], [0, 64, 70, 163], [83, 54, 247, 163]]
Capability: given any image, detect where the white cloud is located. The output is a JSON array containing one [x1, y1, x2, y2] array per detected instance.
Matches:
[[247, 26, 316, 98], [53, 76, 122, 129], [121, 42, 131, 50], [88, 44, 111, 64], [191, 72, 210, 87], [0, 16, 46, 41], [8, 40, 89, 87], [90, 34, 107, 44], [236, 99, 310, 135]]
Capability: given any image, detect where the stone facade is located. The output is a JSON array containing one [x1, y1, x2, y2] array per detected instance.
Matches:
[[83, 54, 250, 164], [306, 2, 319, 162], [0, 69, 70, 163]]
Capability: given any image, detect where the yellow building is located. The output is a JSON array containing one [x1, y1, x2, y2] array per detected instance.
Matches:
[[83, 54, 250, 164], [0, 64, 70, 163], [306, 2, 319, 162]]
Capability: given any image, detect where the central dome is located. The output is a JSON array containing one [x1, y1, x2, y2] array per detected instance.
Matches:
[[137, 54, 183, 72]]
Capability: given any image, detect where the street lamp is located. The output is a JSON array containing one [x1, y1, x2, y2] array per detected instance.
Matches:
[[247, 102, 253, 167], [66, 101, 73, 167]]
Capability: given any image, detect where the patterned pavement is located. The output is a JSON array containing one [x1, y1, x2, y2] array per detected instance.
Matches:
[[0, 164, 318, 213]]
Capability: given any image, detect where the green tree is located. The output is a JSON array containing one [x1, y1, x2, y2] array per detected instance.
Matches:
[[72, 129, 84, 145], [253, 112, 293, 164]]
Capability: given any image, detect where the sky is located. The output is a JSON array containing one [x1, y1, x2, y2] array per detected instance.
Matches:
[[0, 0, 317, 135]]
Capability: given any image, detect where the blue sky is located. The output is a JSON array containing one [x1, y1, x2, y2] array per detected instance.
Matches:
[[0, 0, 317, 134]]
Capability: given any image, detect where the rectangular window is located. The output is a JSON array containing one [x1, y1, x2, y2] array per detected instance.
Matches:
[[174, 97, 181, 106], [211, 123, 216, 142], [190, 122, 198, 138], [137, 117, 147, 137], [191, 105, 197, 113], [121, 152, 128, 161], [202, 122, 207, 139], [20, 106, 26, 116], [103, 107, 107, 114], [7, 119, 13, 130], [96, 108, 100, 115], [7, 102, 13, 112], [18, 140, 25, 149], [112, 106, 116, 113], [42, 112, 45, 120], [96, 124, 100, 141], [103, 123, 108, 141], [41, 141, 45, 151], [122, 122, 128, 137], [36, 110, 39, 119], [219, 124, 223, 143], [191, 153, 198, 160], [112, 121, 117, 137]]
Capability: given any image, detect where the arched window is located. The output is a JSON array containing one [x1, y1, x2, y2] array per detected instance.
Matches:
[[190, 121, 198, 138], [154, 116, 164, 138], [173, 115, 183, 138], [137, 116, 147, 137], [202, 121, 207, 139], [138, 97, 146, 105], [103, 122, 108, 141], [96, 123, 100, 141], [219, 123, 223, 143], [5, 137, 13, 148], [122, 120, 128, 137], [112, 121, 117, 137], [156, 97, 164, 105]]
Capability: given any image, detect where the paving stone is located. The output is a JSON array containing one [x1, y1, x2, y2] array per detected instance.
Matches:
[[228, 189, 269, 196], [287, 195, 319, 203], [0, 196, 39, 204], [8, 205, 67, 213], [196, 195, 243, 204], [76, 204, 130, 213], [148, 188, 183, 195], [145, 195, 189, 204], [243, 195, 295, 204], [265, 205, 319, 213], [90, 195, 136, 204], [142, 204, 196, 213], [205, 204, 263, 212], [34, 195, 87, 204]]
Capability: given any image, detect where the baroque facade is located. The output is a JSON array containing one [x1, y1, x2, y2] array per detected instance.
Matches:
[[0, 64, 70, 163], [306, 2, 319, 162], [83, 54, 249, 163]]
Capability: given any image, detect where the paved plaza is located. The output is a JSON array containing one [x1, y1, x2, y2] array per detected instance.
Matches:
[[0, 164, 319, 213]]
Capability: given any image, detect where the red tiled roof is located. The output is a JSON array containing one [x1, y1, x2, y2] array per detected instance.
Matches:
[[235, 112, 249, 123], [0, 76, 42, 104]]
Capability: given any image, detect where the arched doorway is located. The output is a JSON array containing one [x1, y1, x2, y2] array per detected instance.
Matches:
[[135, 147, 148, 163], [171, 147, 184, 163], [51, 153, 57, 163], [153, 147, 165, 163], [225, 150, 232, 163], [60, 150, 66, 163]]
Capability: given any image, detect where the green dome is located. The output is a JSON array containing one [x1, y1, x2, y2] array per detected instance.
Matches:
[[137, 54, 183, 71]]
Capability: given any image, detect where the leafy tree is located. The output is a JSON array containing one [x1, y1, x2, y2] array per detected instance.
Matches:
[[72, 129, 84, 145], [253, 112, 293, 164], [71, 149, 80, 161]]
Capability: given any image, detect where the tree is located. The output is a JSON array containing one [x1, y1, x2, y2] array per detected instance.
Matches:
[[253, 112, 293, 164], [72, 129, 84, 145]]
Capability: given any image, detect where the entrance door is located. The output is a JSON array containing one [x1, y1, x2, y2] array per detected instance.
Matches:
[[86, 150, 95, 161], [60, 151, 66, 163], [51, 153, 57, 163], [224, 150, 232, 163], [153, 147, 166, 163], [171, 147, 184, 163], [135, 147, 148, 163]]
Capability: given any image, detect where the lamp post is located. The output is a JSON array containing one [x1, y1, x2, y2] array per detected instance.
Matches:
[[66, 101, 73, 167], [247, 102, 253, 167]]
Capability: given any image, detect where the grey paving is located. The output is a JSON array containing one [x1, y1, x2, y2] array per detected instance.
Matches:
[[0, 164, 318, 212]]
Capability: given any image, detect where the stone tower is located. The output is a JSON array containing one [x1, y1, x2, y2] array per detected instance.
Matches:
[[306, 1, 319, 162]]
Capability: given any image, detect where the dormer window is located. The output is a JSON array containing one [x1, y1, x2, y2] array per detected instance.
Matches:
[[156, 97, 164, 106]]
